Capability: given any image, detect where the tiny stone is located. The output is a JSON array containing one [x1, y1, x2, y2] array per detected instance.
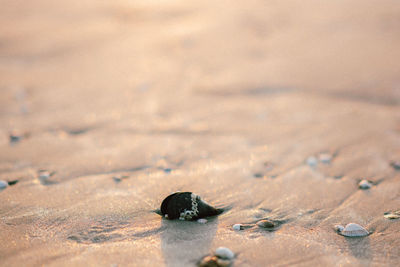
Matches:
[[39, 171, 50, 180], [253, 172, 264, 178], [7, 180, 19, 186], [9, 133, 22, 143], [215, 247, 234, 260], [0, 180, 8, 191], [164, 168, 172, 173], [112, 175, 129, 183], [197, 218, 208, 224], [306, 156, 318, 167], [358, 180, 372, 190], [256, 219, 275, 228], [232, 224, 242, 230], [390, 161, 400, 170]]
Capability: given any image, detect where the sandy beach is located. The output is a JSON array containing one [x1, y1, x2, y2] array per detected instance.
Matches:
[[1, 0, 400, 266]]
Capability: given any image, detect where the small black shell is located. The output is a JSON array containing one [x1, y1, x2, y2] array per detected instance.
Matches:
[[160, 192, 223, 220]]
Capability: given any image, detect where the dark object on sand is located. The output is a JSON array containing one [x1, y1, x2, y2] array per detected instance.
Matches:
[[256, 219, 275, 228], [390, 161, 400, 170], [160, 192, 223, 221], [7, 180, 19, 186], [9, 133, 22, 143]]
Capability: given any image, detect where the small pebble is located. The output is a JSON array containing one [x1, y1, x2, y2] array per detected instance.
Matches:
[[7, 180, 19, 186], [306, 156, 318, 167], [112, 175, 129, 183], [256, 219, 275, 228], [38, 170, 56, 184], [215, 247, 234, 260], [319, 153, 332, 164], [390, 161, 400, 170], [358, 180, 372, 190], [384, 211, 400, 220], [9, 132, 22, 143], [0, 180, 8, 191], [232, 224, 242, 230], [253, 172, 264, 178], [197, 218, 208, 224]]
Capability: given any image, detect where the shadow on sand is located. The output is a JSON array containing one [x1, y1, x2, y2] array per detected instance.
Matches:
[[346, 237, 372, 265], [160, 217, 218, 267]]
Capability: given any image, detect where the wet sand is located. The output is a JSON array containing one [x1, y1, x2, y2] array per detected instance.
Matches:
[[1, 0, 400, 266]]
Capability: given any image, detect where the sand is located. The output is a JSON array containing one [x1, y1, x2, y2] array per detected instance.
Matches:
[[1, 0, 400, 266]]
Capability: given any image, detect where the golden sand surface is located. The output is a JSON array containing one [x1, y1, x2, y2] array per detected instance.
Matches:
[[1, 1, 400, 266]]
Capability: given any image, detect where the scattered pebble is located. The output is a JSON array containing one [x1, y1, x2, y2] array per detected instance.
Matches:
[[197, 218, 208, 224], [38, 170, 56, 184], [163, 168, 172, 173], [9, 133, 22, 143], [390, 161, 400, 170], [306, 156, 318, 167], [256, 219, 275, 228], [112, 175, 129, 183], [7, 180, 19, 186], [0, 180, 8, 191], [253, 172, 264, 178], [358, 180, 372, 190], [232, 224, 242, 230], [215, 247, 235, 260], [335, 223, 369, 237], [319, 153, 332, 164], [384, 211, 400, 220]]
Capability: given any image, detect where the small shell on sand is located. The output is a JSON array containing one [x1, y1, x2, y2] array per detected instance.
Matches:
[[256, 219, 275, 228], [197, 218, 208, 224], [306, 156, 318, 167], [232, 224, 242, 230], [358, 180, 372, 189], [336, 223, 369, 237], [0, 180, 8, 191], [215, 247, 235, 260], [384, 211, 400, 220]]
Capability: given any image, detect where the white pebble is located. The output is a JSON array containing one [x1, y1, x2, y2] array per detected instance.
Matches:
[[0, 180, 8, 191], [215, 247, 235, 260], [197, 218, 208, 224], [358, 180, 372, 190], [232, 224, 242, 231], [306, 156, 318, 167]]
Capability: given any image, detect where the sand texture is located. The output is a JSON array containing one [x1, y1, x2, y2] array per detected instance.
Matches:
[[1, 0, 400, 266]]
